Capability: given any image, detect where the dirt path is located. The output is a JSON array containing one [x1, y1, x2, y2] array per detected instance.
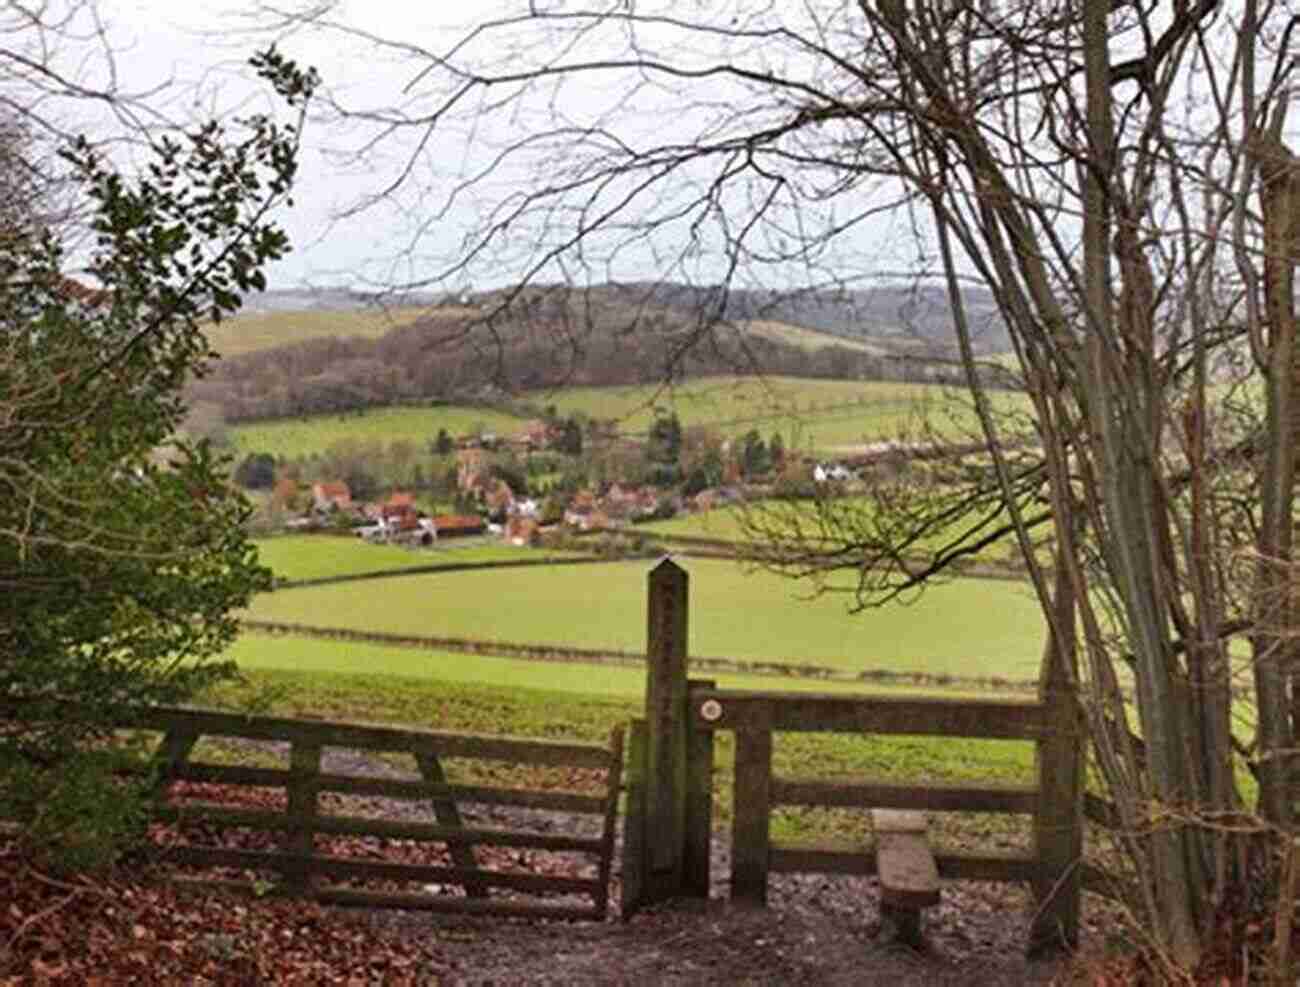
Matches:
[[367, 875, 1072, 986], [362, 825, 1075, 987], [179, 743, 1084, 985]]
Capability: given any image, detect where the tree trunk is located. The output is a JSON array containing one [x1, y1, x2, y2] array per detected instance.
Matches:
[[1079, 2, 1203, 962]]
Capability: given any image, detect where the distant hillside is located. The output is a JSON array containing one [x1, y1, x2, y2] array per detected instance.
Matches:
[[190, 281, 1015, 426], [232, 280, 1006, 356], [607, 281, 1010, 355], [205, 305, 436, 357]]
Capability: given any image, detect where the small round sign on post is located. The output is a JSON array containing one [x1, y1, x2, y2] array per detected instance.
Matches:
[[699, 699, 723, 723]]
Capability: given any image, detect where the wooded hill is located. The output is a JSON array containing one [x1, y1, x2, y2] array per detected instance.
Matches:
[[615, 281, 1012, 354], [191, 282, 1014, 424]]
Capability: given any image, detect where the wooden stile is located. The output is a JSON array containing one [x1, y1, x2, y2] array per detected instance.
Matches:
[[637, 571, 1083, 953]]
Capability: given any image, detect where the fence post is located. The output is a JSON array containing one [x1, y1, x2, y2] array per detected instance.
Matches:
[[285, 739, 322, 897], [149, 728, 199, 798], [595, 725, 626, 920], [643, 557, 690, 901], [1030, 582, 1083, 953], [620, 719, 649, 919], [684, 679, 716, 899], [731, 704, 773, 905]]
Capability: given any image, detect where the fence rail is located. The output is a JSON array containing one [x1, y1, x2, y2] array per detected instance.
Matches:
[[687, 689, 1048, 738]]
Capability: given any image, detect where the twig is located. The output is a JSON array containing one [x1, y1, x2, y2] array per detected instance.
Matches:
[[2, 886, 86, 963]]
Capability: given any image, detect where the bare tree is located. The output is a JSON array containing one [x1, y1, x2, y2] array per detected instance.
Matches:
[[249, 1, 1300, 968]]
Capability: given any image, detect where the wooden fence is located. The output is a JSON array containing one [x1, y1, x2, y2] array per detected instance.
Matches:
[[137, 706, 624, 920], [622, 558, 1083, 952]]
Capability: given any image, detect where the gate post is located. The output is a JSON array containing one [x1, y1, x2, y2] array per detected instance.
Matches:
[[640, 558, 691, 904]]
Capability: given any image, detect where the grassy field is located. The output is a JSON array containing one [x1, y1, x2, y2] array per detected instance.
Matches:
[[741, 320, 886, 354], [229, 376, 1028, 458], [638, 501, 1023, 566], [256, 535, 441, 582], [204, 306, 440, 357], [543, 376, 948, 440], [227, 633, 1031, 698], [541, 375, 1029, 451], [230, 405, 528, 458], [244, 557, 1046, 681], [253, 535, 575, 583], [639, 507, 754, 542], [204, 660, 1039, 846]]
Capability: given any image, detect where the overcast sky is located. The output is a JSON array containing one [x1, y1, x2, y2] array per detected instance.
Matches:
[[41, 1, 1248, 300], [28, 1, 922, 297], [83, 1, 475, 290], [12, 1, 479, 290]]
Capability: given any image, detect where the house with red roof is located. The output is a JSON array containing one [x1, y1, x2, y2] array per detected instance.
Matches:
[[311, 481, 352, 513]]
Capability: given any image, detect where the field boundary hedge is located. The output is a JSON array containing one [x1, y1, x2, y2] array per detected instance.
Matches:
[[273, 554, 609, 590], [241, 619, 1039, 694]]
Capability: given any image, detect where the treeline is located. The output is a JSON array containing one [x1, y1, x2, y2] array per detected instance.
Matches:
[[189, 289, 999, 424]]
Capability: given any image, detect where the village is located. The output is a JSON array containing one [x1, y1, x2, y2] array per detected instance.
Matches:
[[260, 413, 882, 550]]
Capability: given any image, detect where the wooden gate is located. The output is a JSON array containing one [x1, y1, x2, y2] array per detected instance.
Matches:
[[139, 706, 624, 920]]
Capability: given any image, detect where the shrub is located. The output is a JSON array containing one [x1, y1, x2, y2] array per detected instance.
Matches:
[[1, 746, 153, 875]]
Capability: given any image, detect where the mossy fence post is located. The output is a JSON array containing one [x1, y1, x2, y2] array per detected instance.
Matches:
[[623, 558, 712, 917]]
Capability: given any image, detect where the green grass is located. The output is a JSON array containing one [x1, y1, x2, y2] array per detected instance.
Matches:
[[253, 535, 582, 583], [227, 375, 1030, 459], [244, 557, 1046, 681], [204, 306, 440, 357], [545, 375, 941, 439], [542, 375, 1029, 452], [228, 633, 1030, 698], [419, 541, 589, 563], [638, 506, 755, 542], [255, 535, 445, 582], [230, 405, 528, 458], [639, 500, 1022, 566], [203, 662, 1039, 842]]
